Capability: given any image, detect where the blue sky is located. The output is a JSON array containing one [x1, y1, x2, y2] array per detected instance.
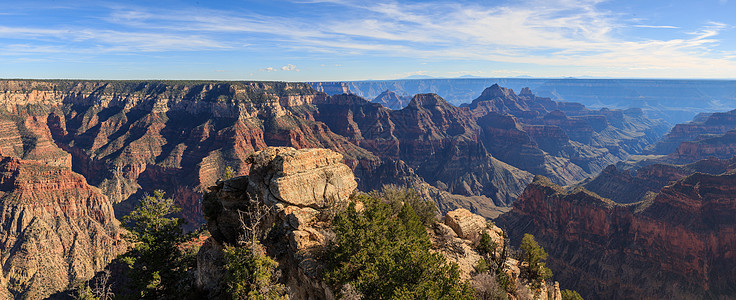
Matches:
[[1, 0, 735, 80]]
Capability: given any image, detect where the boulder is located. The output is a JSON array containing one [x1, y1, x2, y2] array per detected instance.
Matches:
[[444, 208, 487, 239]]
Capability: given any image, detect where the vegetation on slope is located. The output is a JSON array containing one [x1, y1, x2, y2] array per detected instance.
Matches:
[[323, 191, 476, 299]]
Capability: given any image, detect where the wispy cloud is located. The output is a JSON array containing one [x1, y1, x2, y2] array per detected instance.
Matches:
[[634, 25, 679, 29], [1, 0, 735, 78], [260, 64, 300, 72]]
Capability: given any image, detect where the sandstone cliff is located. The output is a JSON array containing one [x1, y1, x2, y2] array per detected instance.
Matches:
[[0, 156, 126, 299], [498, 169, 736, 299]]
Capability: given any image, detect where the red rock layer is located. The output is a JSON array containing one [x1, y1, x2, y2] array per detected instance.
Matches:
[[648, 109, 736, 155], [0, 156, 125, 299], [499, 170, 736, 299]]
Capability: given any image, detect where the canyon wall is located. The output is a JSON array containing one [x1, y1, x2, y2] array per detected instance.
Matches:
[[498, 165, 736, 299], [0, 156, 125, 299]]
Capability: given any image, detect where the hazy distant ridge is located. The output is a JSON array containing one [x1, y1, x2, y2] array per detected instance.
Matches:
[[311, 78, 736, 124]]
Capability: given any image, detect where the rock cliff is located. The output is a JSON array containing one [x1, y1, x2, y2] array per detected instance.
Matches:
[[0, 156, 126, 299], [498, 168, 736, 299], [647, 109, 736, 155]]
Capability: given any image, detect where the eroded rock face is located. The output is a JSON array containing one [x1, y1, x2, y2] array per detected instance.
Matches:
[[498, 169, 736, 299], [249, 147, 357, 208], [199, 147, 356, 299], [647, 109, 736, 155], [200, 149, 566, 300], [0, 156, 126, 299]]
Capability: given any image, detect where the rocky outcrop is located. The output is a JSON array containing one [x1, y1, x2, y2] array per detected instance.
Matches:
[[0, 156, 126, 299], [433, 208, 563, 300], [199, 147, 563, 299], [199, 147, 357, 299], [498, 169, 736, 299]]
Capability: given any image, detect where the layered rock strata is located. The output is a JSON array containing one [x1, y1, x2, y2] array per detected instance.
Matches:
[[0, 80, 667, 224], [0, 156, 126, 299], [498, 171, 736, 299]]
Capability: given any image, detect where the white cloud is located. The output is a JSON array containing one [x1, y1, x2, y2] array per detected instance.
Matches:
[[2, 0, 735, 78], [260, 64, 300, 72], [281, 64, 298, 71], [634, 25, 679, 29]]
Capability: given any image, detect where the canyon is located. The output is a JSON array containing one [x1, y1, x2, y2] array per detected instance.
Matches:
[[0, 78, 732, 299], [495, 107, 736, 299], [0, 80, 667, 224]]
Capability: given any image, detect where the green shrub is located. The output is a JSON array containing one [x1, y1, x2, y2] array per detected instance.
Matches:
[[519, 234, 552, 287], [119, 191, 197, 299], [323, 195, 474, 299], [561, 289, 584, 300], [223, 245, 287, 300], [369, 185, 438, 226], [477, 231, 497, 257]]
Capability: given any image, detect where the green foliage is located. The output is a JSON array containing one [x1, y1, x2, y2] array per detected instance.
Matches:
[[119, 190, 198, 299], [223, 245, 288, 300], [476, 231, 497, 257], [224, 166, 235, 179], [369, 185, 438, 226], [323, 194, 474, 299], [561, 289, 584, 300], [474, 258, 490, 274], [74, 285, 97, 300], [519, 234, 553, 287]]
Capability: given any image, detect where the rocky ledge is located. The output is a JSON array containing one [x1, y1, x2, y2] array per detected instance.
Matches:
[[198, 147, 358, 299]]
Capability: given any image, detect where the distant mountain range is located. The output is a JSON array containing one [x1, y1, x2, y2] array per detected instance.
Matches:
[[310, 78, 736, 124]]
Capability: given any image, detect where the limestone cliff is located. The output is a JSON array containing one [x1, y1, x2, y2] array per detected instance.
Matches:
[[0, 156, 126, 299]]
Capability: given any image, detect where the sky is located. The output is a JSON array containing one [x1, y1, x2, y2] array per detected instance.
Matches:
[[1, 0, 735, 81]]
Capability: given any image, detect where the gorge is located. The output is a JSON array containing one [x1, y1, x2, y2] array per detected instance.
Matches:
[[0, 79, 733, 299]]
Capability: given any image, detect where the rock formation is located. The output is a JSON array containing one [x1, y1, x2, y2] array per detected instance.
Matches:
[[647, 109, 736, 155], [324, 78, 736, 124], [0, 156, 126, 299], [199, 147, 563, 300], [199, 147, 357, 299], [498, 166, 736, 299]]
